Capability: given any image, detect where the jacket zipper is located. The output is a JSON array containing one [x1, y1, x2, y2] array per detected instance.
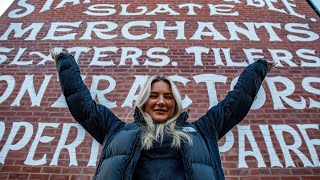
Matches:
[[180, 144, 192, 180]]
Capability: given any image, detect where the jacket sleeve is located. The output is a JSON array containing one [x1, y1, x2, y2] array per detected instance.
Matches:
[[55, 53, 124, 144], [193, 60, 269, 140]]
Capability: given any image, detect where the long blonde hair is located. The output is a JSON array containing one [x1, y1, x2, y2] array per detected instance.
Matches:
[[135, 76, 192, 150]]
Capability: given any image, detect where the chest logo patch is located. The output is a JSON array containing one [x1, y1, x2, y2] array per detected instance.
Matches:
[[182, 127, 196, 132]]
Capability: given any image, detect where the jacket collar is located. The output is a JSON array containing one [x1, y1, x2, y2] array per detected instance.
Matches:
[[133, 107, 189, 126]]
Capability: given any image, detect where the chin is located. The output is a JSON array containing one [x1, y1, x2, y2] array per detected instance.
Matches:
[[152, 118, 168, 124]]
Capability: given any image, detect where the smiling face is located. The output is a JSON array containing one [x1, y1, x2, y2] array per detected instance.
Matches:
[[144, 80, 176, 124]]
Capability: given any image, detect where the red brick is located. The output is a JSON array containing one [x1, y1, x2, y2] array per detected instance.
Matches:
[[1, 165, 22, 173], [260, 177, 280, 180], [228, 168, 250, 176], [239, 177, 259, 180], [291, 168, 313, 175], [29, 174, 50, 180], [271, 169, 292, 175], [301, 177, 320, 180], [21, 166, 42, 173], [250, 168, 271, 175], [81, 167, 96, 175], [0, 173, 9, 179], [280, 176, 300, 180], [311, 168, 320, 175], [9, 173, 29, 179], [70, 175, 92, 180], [41, 167, 61, 173], [49, 175, 70, 180], [61, 167, 82, 174]]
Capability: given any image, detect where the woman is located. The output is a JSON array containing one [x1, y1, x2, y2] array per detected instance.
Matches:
[[51, 49, 275, 180]]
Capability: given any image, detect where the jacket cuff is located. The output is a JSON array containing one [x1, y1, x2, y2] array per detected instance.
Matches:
[[55, 53, 76, 73]]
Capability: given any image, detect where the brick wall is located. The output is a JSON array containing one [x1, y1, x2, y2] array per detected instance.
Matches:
[[0, 0, 319, 179]]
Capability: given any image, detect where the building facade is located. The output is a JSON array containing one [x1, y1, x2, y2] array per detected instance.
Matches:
[[0, 0, 319, 179]]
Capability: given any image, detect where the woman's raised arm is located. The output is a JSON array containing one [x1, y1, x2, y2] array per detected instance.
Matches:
[[193, 59, 275, 140], [51, 49, 124, 144]]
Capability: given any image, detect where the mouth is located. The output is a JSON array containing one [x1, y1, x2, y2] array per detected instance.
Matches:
[[154, 109, 167, 115], [154, 109, 167, 112]]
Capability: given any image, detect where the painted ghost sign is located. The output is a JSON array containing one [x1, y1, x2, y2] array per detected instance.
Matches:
[[0, 0, 319, 179]]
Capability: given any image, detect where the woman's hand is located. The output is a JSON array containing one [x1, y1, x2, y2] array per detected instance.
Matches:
[[266, 59, 277, 71], [49, 48, 59, 61]]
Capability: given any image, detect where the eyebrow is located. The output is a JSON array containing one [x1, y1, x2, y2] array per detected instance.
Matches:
[[150, 92, 173, 95]]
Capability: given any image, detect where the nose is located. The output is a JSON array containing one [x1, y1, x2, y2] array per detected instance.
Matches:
[[157, 96, 165, 106]]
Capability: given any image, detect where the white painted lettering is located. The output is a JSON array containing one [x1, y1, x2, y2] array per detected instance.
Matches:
[[39, 0, 54, 13], [0, 122, 33, 164], [227, 22, 260, 41], [243, 48, 264, 64], [286, 23, 319, 42], [119, 4, 147, 15], [11, 75, 52, 106], [80, 21, 117, 40], [50, 123, 85, 166], [87, 139, 100, 166], [297, 124, 320, 167], [122, 21, 152, 40], [272, 125, 313, 167], [185, 46, 210, 66], [90, 75, 117, 108], [90, 47, 118, 66], [218, 131, 234, 152], [43, 22, 82, 40], [193, 74, 227, 109], [259, 125, 283, 167], [24, 123, 60, 165], [56, 0, 81, 9], [178, 3, 203, 15], [168, 75, 193, 108], [8, 0, 35, 18], [119, 47, 142, 66], [146, 4, 179, 15], [154, 21, 186, 40], [297, 49, 320, 67], [143, 48, 170, 66], [302, 77, 320, 108], [265, 76, 306, 109], [282, 0, 305, 18], [0, 23, 43, 40], [268, 49, 297, 67], [121, 76, 149, 108], [191, 22, 227, 40], [254, 22, 282, 41], [223, 48, 249, 66], [67, 47, 92, 64], [84, 4, 116, 16], [238, 125, 266, 168], [212, 48, 225, 66], [0, 47, 14, 64], [0, 75, 15, 104], [208, 4, 239, 16], [9, 48, 32, 65]]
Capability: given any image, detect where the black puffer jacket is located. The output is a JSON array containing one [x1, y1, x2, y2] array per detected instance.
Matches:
[[56, 53, 269, 180]]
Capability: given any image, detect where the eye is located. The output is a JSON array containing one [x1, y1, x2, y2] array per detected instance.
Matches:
[[165, 94, 174, 99], [149, 94, 158, 99]]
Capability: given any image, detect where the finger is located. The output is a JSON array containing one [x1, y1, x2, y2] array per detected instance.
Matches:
[[269, 61, 275, 66], [49, 49, 57, 60], [268, 64, 277, 71]]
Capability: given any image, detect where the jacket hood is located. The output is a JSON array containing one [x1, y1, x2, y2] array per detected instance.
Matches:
[[133, 107, 189, 126]]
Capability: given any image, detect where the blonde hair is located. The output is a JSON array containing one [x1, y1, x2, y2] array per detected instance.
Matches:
[[135, 76, 192, 150]]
